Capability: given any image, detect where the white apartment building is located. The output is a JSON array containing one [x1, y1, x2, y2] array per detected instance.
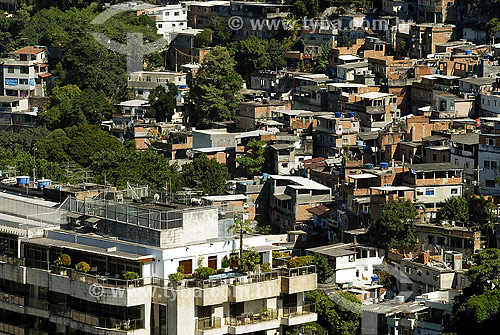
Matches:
[[308, 243, 384, 285], [0, 46, 51, 97], [146, 5, 188, 43], [480, 92, 500, 116], [0, 191, 318, 335], [128, 71, 187, 100], [478, 133, 500, 196]]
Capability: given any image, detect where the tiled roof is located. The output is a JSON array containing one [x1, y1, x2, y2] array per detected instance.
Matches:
[[13, 46, 44, 55]]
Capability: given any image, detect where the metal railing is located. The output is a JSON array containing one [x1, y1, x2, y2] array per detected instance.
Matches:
[[0, 321, 26, 335], [51, 265, 145, 288], [196, 316, 221, 330], [226, 308, 278, 326], [280, 265, 316, 277], [282, 304, 316, 317], [50, 305, 144, 330], [0, 255, 25, 266]]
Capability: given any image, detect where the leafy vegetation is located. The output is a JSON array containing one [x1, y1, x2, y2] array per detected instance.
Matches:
[[439, 196, 469, 224], [236, 140, 266, 175], [194, 267, 216, 280], [147, 84, 178, 123], [374, 199, 418, 250], [306, 290, 361, 335], [449, 249, 500, 335], [189, 47, 243, 127], [180, 154, 230, 195]]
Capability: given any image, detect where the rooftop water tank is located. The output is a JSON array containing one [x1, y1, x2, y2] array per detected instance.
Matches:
[[37, 179, 52, 189], [364, 163, 374, 170], [380, 162, 389, 169], [335, 112, 342, 118], [356, 140, 364, 146], [347, 112, 355, 118], [436, 70, 441, 75], [17, 176, 30, 185], [465, 50, 472, 55]]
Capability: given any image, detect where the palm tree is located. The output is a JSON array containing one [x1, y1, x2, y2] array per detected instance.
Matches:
[[227, 218, 254, 266]]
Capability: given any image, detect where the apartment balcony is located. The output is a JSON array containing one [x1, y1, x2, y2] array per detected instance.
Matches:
[[0, 290, 49, 318], [280, 266, 317, 294], [228, 271, 281, 303], [193, 281, 228, 306], [49, 266, 150, 306], [0, 321, 28, 335], [281, 304, 317, 326], [196, 317, 226, 335], [50, 305, 146, 335], [226, 309, 279, 334], [0, 255, 26, 283]]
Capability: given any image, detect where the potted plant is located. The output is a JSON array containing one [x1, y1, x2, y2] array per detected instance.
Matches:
[[54, 254, 71, 275], [221, 255, 230, 269], [194, 267, 216, 280], [261, 262, 271, 273], [75, 262, 90, 282], [168, 272, 185, 287], [123, 271, 139, 288]]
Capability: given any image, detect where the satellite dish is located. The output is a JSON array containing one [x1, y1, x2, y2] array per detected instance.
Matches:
[[154, 193, 160, 201]]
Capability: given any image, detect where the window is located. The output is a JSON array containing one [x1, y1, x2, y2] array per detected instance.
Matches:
[[433, 154, 437, 161], [451, 188, 458, 195], [174, 11, 180, 16], [484, 160, 490, 169], [7, 67, 14, 73], [404, 266, 411, 274], [485, 180, 496, 188], [158, 24, 162, 28], [425, 189, 434, 196], [432, 274, 439, 282], [492, 161, 497, 170], [20, 67, 29, 74], [19, 79, 28, 85]]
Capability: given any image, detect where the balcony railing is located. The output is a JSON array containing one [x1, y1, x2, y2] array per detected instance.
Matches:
[[283, 304, 316, 317], [50, 305, 144, 331], [51, 265, 145, 288], [196, 316, 222, 330], [0, 255, 25, 266], [279, 265, 316, 277], [226, 308, 278, 326], [0, 321, 26, 335]]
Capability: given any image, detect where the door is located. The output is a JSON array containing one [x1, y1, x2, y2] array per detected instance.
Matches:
[[208, 256, 217, 270], [178, 259, 192, 274]]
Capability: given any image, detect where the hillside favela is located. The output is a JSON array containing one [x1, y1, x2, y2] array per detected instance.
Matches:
[[1, 0, 500, 334]]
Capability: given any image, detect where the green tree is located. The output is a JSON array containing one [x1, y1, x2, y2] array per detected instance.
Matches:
[[439, 196, 469, 224], [207, 13, 232, 45], [312, 253, 334, 284], [148, 83, 178, 122], [0, 128, 49, 153], [469, 195, 496, 237], [227, 219, 254, 269], [90, 148, 181, 191], [236, 139, 266, 175], [267, 39, 288, 70], [450, 249, 500, 335], [189, 47, 243, 127], [229, 36, 270, 81], [194, 28, 213, 47], [314, 44, 330, 74], [181, 154, 230, 195], [286, 323, 328, 335], [306, 290, 361, 335], [486, 18, 500, 42], [374, 199, 418, 250]]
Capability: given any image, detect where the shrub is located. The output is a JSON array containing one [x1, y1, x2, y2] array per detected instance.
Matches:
[[288, 255, 314, 268], [54, 254, 71, 267], [194, 267, 216, 280], [177, 265, 185, 273], [221, 255, 230, 268], [272, 251, 289, 259], [261, 262, 271, 272], [168, 272, 185, 282], [75, 262, 90, 273], [238, 250, 261, 273], [123, 271, 139, 281]]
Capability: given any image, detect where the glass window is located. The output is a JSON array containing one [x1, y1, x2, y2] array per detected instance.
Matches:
[[451, 188, 458, 195]]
